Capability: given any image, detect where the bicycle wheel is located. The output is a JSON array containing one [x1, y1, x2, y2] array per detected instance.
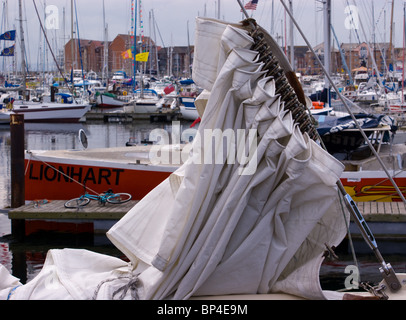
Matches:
[[107, 192, 132, 204], [64, 197, 91, 208]]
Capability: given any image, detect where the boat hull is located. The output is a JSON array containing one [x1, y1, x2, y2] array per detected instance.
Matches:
[[179, 97, 199, 120], [24, 147, 406, 203], [12, 102, 90, 123], [25, 157, 173, 202], [95, 94, 125, 108]]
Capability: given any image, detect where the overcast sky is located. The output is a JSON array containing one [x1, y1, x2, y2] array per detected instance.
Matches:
[[2, 0, 406, 71]]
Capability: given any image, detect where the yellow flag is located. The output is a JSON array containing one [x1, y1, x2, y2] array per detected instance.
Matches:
[[136, 52, 149, 62], [121, 49, 133, 60]]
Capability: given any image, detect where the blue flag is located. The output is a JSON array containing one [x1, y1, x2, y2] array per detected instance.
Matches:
[[0, 30, 16, 41], [0, 45, 15, 56]]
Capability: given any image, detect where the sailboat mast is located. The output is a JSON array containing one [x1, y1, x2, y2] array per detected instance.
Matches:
[[403, 2, 405, 103], [102, 0, 108, 84], [71, 0, 74, 71], [18, 0, 26, 98], [289, 0, 294, 70], [389, 0, 394, 64], [323, 0, 331, 100]]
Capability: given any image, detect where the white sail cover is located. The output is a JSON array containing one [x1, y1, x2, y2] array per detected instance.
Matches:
[[1, 17, 348, 300]]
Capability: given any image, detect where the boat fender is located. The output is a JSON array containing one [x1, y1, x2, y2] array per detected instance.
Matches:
[[312, 101, 324, 109]]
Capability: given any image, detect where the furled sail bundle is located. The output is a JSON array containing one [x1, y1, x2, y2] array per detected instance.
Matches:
[[1, 17, 349, 300]]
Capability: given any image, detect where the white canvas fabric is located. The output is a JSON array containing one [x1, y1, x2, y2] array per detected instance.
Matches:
[[108, 17, 348, 300], [1, 17, 349, 300]]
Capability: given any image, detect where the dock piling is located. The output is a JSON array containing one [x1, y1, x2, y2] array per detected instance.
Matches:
[[10, 113, 25, 239]]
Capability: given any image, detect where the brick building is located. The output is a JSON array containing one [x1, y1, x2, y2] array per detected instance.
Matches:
[[65, 35, 194, 78], [158, 46, 193, 78], [303, 41, 403, 77], [64, 39, 106, 73]]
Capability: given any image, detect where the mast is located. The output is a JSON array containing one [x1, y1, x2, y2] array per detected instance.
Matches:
[[403, 2, 405, 103], [152, 9, 159, 78], [71, 0, 74, 71], [187, 20, 191, 78], [18, 0, 26, 98], [289, 0, 294, 70], [323, 0, 331, 105], [102, 0, 108, 84], [388, 0, 395, 71]]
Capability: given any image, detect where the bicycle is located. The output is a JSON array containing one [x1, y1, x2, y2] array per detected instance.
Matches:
[[64, 180, 132, 209]]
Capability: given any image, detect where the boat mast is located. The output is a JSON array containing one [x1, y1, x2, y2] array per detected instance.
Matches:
[[388, 0, 394, 66], [187, 20, 191, 78], [102, 0, 108, 85], [18, 0, 26, 99], [289, 0, 294, 70], [403, 2, 405, 103], [71, 0, 74, 72], [323, 0, 331, 106]]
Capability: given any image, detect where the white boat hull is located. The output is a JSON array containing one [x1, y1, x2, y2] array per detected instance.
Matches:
[[179, 97, 199, 120], [11, 101, 90, 122], [95, 94, 125, 108]]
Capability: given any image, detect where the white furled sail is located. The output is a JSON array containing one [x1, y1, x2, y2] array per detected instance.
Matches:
[[107, 17, 348, 300], [1, 17, 350, 300]]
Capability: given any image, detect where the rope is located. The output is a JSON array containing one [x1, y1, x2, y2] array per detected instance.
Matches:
[[25, 150, 101, 196], [92, 275, 139, 300]]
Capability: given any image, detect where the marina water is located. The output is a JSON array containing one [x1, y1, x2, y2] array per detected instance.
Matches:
[[0, 120, 406, 292]]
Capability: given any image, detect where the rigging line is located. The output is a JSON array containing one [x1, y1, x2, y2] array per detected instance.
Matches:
[[32, 0, 76, 101], [280, 0, 406, 205], [25, 151, 101, 196], [344, 0, 362, 45]]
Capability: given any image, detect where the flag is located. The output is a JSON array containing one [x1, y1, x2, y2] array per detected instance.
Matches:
[[164, 84, 175, 95], [136, 52, 149, 62], [243, 0, 258, 10], [121, 49, 133, 60], [0, 45, 14, 56], [0, 30, 16, 41]]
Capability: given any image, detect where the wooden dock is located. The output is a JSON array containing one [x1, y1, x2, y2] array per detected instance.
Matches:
[[8, 200, 138, 237], [8, 200, 137, 220], [84, 110, 182, 123], [6, 200, 406, 238], [349, 202, 406, 239], [356, 202, 406, 222]]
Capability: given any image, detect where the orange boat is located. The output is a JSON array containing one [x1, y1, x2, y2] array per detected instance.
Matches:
[[24, 141, 406, 204]]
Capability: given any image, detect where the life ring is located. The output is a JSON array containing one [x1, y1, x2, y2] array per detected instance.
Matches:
[[123, 91, 127, 96], [312, 101, 324, 109]]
